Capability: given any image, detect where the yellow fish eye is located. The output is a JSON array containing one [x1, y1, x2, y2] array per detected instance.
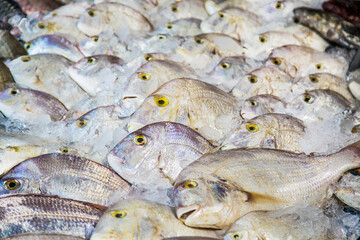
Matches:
[[154, 96, 169, 107], [315, 63, 322, 70], [195, 37, 204, 44], [249, 100, 257, 106], [218, 12, 225, 18], [138, 73, 151, 81], [275, 1, 283, 9], [111, 210, 127, 218], [76, 119, 87, 128], [248, 76, 258, 84], [4, 179, 21, 190], [166, 24, 173, 29], [37, 22, 45, 29], [86, 57, 95, 64], [158, 35, 167, 40], [9, 88, 19, 95], [51, 13, 57, 17], [230, 232, 242, 239], [220, 62, 230, 69], [309, 75, 319, 83], [259, 36, 266, 43], [171, 5, 179, 12], [60, 147, 69, 153], [144, 54, 153, 61], [91, 36, 99, 42], [21, 56, 31, 62], [184, 181, 198, 188], [24, 42, 31, 50], [88, 11, 95, 17], [303, 94, 314, 104], [134, 135, 147, 145], [246, 124, 259, 132], [271, 58, 281, 65]]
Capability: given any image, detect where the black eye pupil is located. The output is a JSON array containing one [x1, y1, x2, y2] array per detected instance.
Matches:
[[250, 78, 255, 83], [11, 91, 17, 95], [249, 127, 255, 130], [304, 97, 310, 102], [137, 138, 143, 143], [8, 182, 16, 188], [234, 234, 239, 239], [115, 213, 122, 218], [158, 100, 165, 105]]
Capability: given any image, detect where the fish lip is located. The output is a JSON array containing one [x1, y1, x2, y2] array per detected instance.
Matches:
[[176, 205, 199, 223], [122, 96, 137, 100]]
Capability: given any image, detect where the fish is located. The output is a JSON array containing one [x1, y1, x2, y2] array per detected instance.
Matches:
[[130, 34, 185, 54], [3, 234, 85, 239], [0, 30, 27, 59], [90, 198, 218, 240], [231, 66, 295, 101], [93, 0, 158, 13], [14, 0, 64, 16], [0, 61, 14, 91], [68, 55, 126, 97], [334, 169, 360, 212], [200, 7, 261, 41], [108, 122, 214, 188], [291, 73, 354, 102], [42, 2, 90, 19], [121, 60, 197, 115], [205, 56, 262, 92], [222, 113, 305, 152], [0, 0, 26, 30], [223, 205, 330, 240], [0, 153, 131, 206], [163, 238, 219, 240], [265, 45, 349, 78], [285, 89, 350, 123], [159, 18, 202, 37], [173, 140, 360, 229], [24, 35, 85, 62], [6, 54, 89, 109], [0, 194, 106, 239], [204, 0, 254, 15], [240, 94, 287, 120], [128, 78, 241, 145], [77, 2, 153, 37], [0, 87, 68, 122]]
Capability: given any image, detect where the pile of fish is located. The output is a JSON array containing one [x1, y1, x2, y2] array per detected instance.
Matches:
[[1, 0, 360, 239]]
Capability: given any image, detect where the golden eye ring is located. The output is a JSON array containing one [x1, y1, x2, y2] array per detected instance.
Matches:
[[245, 124, 259, 132], [91, 36, 99, 42], [195, 37, 204, 44], [309, 75, 319, 83], [60, 147, 69, 153], [218, 12, 225, 18], [4, 179, 21, 190], [144, 54, 153, 61], [184, 181, 198, 188], [111, 210, 127, 218], [315, 64, 322, 70], [171, 5, 179, 12], [249, 100, 257, 106], [248, 76, 258, 83], [138, 73, 151, 81], [154, 96, 169, 107], [166, 24, 173, 29], [275, 1, 282, 9], [88, 11, 95, 17], [271, 58, 281, 65], [220, 63, 230, 69], [76, 118, 87, 128], [21, 56, 31, 62], [259, 36, 266, 43], [9, 88, 19, 95], [134, 135, 147, 145], [24, 42, 31, 50], [37, 22, 45, 29], [86, 57, 95, 64], [230, 232, 242, 239], [158, 35, 167, 40], [303, 94, 314, 104]]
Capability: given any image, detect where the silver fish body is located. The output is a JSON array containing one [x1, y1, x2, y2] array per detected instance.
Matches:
[[3, 234, 85, 239], [334, 169, 360, 212]]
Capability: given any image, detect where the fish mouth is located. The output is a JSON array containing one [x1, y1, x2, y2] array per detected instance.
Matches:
[[177, 205, 199, 222], [122, 96, 137, 100]]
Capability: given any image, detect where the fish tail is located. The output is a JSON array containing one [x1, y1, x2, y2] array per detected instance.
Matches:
[[336, 140, 360, 167]]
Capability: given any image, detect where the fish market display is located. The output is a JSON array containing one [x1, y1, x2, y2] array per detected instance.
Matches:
[[0, 0, 360, 239]]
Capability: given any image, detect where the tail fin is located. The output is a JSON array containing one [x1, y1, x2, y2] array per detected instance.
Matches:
[[336, 140, 360, 167]]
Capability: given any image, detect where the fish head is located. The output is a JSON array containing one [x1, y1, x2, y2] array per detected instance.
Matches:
[[77, 7, 106, 36], [160, 18, 202, 36], [158, 0, 207, 22], [200, 9, 229, 34], [6, 55, 38, 81], [134, 34, 185, 53], [240, 95, 286, 119], [224, 230, 265, 240], [0, 88, 24, 109], [257, 0, 305, 22], [78, 33, 118, 56], [176, 34, 211, 60]]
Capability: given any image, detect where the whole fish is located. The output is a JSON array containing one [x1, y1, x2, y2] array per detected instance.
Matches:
[[0, 30, 27, 59], [232, 67, 294, 101], [121, 60, 197, 115], [4, 234, 85, 239], [0, 194, 105, 239], [159, 18, 202, 37], [25, 35, 84, 62], [0, 87, 68, 122], [0, 0, 26, 30], [90, 198, 218, 240], [0, 153, 130, 206], [77, 2, 153, 37], [173, 140, 360, 229], [108, 122, 214, 188], [0, 61, 14, 91], [223, 205, 330, 240], [68, 55, 125, 97], [6, 54, 89, 109], [222, 113, 305, 152], [206, 56, 262, 92], [240, 94, 287, 119], [128, 78, 241, 145], [265, 45, 349, 78], [334, 169, 360, 212]]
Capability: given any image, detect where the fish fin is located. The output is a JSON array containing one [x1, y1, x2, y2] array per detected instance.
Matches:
[[206, 146, 222, 154], [348, 48, 360, 72], [337, 140, 360, 166]]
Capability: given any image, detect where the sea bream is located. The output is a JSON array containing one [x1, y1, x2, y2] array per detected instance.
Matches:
[[240, 94, 287, 119], [173, 140, 360, 229]]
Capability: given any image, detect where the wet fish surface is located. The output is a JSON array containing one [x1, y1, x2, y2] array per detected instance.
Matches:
[[3, 234, 85, 239]]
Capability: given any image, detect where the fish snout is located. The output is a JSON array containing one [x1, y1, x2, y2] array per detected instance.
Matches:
[[176, 205, 199, 222]]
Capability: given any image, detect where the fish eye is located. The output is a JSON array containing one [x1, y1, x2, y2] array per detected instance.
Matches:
[[86, 57, 95, 64], [158, 35, 167, 40], [271, 58, 281, 65], [249, 100, 257, 106], [246, 124, 259, 132], [248, 76, 258, 84], [76, 118, 87, 128], [138, 73, 151, 81], [51, 13, 57, 17], [166, 24, 173, 29], [111, 210, 127, 218], [220, 62, 230, 69], [134, 135, 147, 145], [259, 36, 266, 43], [171, 5, 179, 12], [21, 56, 31, 62], [24, 42, 31, 50], [60, 147, 69, 153], [230, 232, 242, 239], [218, 12, 225, 18], [303, 94, 314, 104], [9, 88, 19, 95], [88, 11, 95, 17], [183, 181, 198, 188], [309, 75, 319, 83], [154, 96, 169, 107], [37, 22, 45, 29], [4, 179, 21, 190], [91, 36, 99, 42], [275, 1, 283, 9], [144, 54, 153, 61], [315, 63, 322, 70], [195, 37, 204, 44]]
